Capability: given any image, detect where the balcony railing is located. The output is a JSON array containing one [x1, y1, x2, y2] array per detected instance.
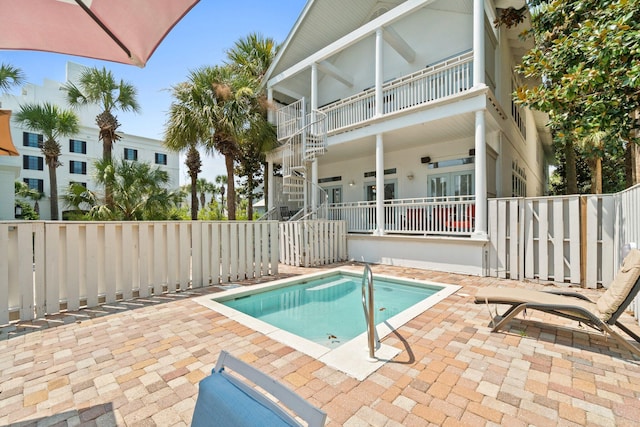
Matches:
[[328, 196, 476, 236], [319, 51, 473, 134]]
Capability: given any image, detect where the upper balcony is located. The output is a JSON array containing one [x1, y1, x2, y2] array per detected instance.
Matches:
[[276, 51, 474, 141]]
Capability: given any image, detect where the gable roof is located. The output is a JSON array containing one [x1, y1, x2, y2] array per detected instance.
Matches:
[[265, 0, 405, 83]]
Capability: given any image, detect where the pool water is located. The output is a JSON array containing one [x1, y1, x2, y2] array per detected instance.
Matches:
[[221, 272, 442, 348]]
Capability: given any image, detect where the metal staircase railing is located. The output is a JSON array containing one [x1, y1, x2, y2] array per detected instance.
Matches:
[[281, 106, 328, 206]]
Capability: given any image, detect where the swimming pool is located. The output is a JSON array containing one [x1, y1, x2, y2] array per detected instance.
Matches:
[[222, 272, 441, 348], [195, 268, 460, 380]]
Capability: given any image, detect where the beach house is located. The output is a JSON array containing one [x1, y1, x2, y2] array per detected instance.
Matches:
[[262, 0, 551, 275]]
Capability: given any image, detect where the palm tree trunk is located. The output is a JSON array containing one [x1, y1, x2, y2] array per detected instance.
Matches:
[[565, 140, 578, 194], [48, 165, 59, 220], [247, 175, 254, 220], [590, 157, 602, 194], [225, 155, 236, 220], [191, 175, 198, 220], [103, 136, 114, 210]]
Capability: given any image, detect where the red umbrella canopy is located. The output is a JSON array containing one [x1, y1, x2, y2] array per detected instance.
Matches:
[[0, 0, 200, 67]]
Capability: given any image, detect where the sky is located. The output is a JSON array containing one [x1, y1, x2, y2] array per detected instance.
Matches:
[[0, 0, 307, 185]]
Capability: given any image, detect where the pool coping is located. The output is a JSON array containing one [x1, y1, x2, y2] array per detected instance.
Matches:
[[193, 268, 461, 380]]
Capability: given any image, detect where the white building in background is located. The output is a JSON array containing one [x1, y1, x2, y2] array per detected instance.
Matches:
[[263, 0, 551, 274], [0, 62, 179, 220]]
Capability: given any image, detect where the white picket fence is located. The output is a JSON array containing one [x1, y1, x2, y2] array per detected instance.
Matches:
[[279, 220, 347, 267], [488, 184, 640, 321], [0, 221, 279, 324]]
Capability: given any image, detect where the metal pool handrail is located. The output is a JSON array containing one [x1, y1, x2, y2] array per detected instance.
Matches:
[[361, 264, 377, 360]]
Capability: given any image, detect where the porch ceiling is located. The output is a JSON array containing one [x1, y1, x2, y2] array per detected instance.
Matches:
[[268, 0, 475, 102], [320, 110, 501, 163]]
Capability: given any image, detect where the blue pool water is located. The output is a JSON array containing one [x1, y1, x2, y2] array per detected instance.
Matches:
[[220, 272, 443, 348]]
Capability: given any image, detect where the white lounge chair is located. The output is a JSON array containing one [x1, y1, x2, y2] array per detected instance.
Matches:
[[192, 350, 327, 427]]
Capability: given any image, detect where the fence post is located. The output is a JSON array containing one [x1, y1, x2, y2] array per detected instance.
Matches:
[[580, 196, 587, 288]]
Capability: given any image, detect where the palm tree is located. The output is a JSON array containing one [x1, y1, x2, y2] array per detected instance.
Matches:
[[62, 183, 99, 219], [0, 63, 25, 92], [92, 158, 181, 220], [215, 174, 228, 216], [196, 178, 215, 211], [164, 82, 207, 220], [15, 181, 44, 215], [14, 103, 80, 220], [63, 67, 140, 208], [188, 65, 257, 220], [226, 34, 279, 219]]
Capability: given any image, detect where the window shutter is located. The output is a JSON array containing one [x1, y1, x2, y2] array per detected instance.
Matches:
[[23, 133, 28, 147], [82, 162, 87, 175], [38, 157, 43, 170], [23, 155, 28, 169]]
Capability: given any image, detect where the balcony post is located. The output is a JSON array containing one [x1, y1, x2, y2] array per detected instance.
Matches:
[[474, 110, 487, 237], [375, 28, 384, 117], [267, 87, 274, 124], [311, 63, 319, 214], [473, 0, 485, 87], [375, 133, 384, 235], [267, 160, 274, 213]]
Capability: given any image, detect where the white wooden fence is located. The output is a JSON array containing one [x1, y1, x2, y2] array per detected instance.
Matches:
[[488, 184, 640, 292], [0, 221, 279, 324], [279, 220, 347, 267]]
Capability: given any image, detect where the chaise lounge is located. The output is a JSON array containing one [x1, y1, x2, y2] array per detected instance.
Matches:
[[192, 350, 327, 427], [475, 249, 640, 358]]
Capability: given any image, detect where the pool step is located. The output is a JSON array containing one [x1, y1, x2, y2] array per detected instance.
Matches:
[[306, 278, 355, 302]]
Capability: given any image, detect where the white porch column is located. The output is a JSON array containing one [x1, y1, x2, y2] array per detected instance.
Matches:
[[474, 111, 487, 237], [375, 134, 384, 235], [310, 63, 319, 214], [267, 87, 274, 124], [375, 28, 384, 116], [473, 0, 485, 87], [267, 160, 274, 213]]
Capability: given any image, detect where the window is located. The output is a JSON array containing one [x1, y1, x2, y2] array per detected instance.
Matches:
[[155, 153, 167, 165], [70, 181, 87, 188], [23, 178, 44, 193], [69, 139, 87, 154], [23, 132, 42, 148], [124, 148, 138, 161], [318, 176, 341, 183], [23, 155, 44, 170], [512, 160, 527, 197], [69, 160, 87, 175], [363, 168, 396, 178]]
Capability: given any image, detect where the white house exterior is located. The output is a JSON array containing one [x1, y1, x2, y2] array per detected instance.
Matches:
[[263, 0, 551, 275], [0, 62, 179, 220]]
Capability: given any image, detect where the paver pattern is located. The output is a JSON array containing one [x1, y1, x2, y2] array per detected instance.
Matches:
[[1, 262, 640, 426]]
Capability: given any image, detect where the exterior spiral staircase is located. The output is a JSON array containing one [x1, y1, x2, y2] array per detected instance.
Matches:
[[277, 98, 329, 218]]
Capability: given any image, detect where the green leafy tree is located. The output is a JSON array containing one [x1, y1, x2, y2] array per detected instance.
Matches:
[[164, 81, 209, 220], [227, 33, 279, 220], [196, 178, 215, 211], [14, 103, 80, 220], [215, 174, 228, 217], [63, 67, 140, 206], [91, 158, 182, 220], [15, 181, 42, 219], [15, 181, 44, 215], [62, 182, 99, 219], [0, 63, 25, 92], [187, 65, 258, 220], [510, 0, 640, 193]]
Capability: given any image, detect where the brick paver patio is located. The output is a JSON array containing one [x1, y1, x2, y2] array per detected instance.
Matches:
[[1, 262, 639, 426]]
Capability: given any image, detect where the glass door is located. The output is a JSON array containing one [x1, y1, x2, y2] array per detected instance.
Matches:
[[428, 171, 473, 197]]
